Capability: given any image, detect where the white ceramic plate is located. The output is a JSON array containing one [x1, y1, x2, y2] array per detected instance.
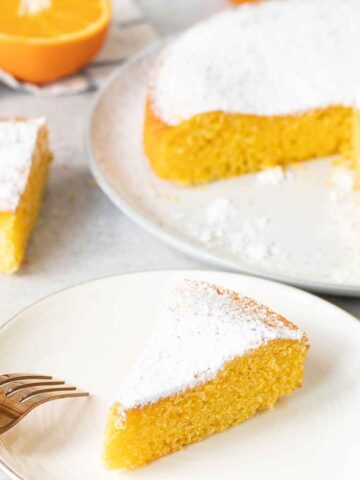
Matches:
[[0, 270, 359, 480], [86, 41, 360, 296]]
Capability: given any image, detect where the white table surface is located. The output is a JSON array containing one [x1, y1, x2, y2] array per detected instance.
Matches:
[[0, 1, 359, 478]]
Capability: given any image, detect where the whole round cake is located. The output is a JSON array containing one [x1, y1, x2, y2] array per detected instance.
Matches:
[[143, 0, 360, 185]]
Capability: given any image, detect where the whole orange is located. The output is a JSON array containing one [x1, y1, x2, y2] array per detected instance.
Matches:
[[0, 0, 111, 84]]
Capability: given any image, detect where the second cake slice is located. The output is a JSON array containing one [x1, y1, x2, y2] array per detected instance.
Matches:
[[103, 279, 309, 469]]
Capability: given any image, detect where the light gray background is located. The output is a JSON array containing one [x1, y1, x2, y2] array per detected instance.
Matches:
[[0, 1, 359, 478]]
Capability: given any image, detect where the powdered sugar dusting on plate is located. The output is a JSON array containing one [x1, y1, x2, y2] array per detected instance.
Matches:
[[256, 166, 293, 186], [190, 198, 281, 264], [325, 168, 360, 283], [329, 167, 354, 192], [151, 0, 360, 125], [116, 279, 306, 412], [0, 118, 45, 212]]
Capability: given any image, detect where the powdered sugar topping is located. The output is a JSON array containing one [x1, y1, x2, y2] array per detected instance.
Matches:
[[0, 118, 45, 212], [116, 279, 305, 411], [151, 0, 360, 125]]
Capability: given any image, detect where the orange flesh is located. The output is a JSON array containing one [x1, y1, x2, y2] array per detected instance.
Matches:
[[0, 0, 108, 38]]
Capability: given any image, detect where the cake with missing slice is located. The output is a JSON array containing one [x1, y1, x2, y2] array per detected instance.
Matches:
[[144, 0, 360, 186], [103, 279, 309, 469]]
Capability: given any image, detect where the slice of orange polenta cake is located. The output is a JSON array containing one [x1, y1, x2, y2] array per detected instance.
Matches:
[[103, 279, 309, 469]]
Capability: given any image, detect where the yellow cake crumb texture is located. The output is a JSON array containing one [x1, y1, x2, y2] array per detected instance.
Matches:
[[104, 339, 308, 469], [144, 103, 354, 185]]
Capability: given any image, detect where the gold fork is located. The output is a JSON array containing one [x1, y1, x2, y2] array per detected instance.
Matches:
[[0, 373, 89, 434]]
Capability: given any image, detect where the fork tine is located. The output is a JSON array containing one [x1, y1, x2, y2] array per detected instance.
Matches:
[[0, 374, 89, 435], [17, 385, 78, 403], [21, 389, 89, 410], [5, 380, 65, 396], [0, 374, 52, 387]]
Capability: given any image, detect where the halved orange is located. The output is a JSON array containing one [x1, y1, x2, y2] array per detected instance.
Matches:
[[0, 0, 111, 84], [230, 0, 260, 4]]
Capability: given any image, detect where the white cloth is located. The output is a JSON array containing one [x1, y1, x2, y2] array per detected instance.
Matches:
[[0, 0, 158, 97]]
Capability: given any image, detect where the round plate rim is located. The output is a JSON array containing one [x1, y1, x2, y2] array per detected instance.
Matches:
[[85, 39, 360, 297], [0, 462, 21, 480], [0, 269, 360, 480]]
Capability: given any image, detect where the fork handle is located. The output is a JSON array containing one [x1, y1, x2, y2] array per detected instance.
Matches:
[[0, 405, 20, 434]]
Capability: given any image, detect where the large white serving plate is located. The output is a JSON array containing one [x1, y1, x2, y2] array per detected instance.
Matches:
[[0, 270, 359, 480], [86, 41, 360, 296]]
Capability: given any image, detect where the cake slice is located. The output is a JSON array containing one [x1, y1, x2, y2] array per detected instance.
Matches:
[[0, 118, 52, 273], [103, 279, 309, 469]]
